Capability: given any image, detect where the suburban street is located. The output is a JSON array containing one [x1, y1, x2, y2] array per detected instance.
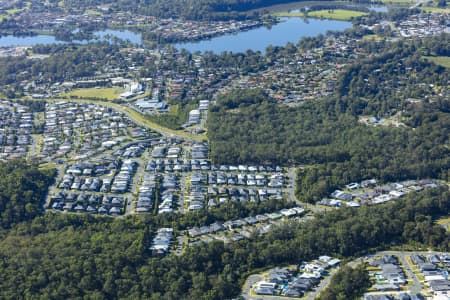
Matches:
[[241, 274, 265, 300], [44, 164, 64, 209], [397, 252, 422, 293], [240, 250, 449, 299], [35, 98, 201, 142], [240, 267, 340, 300], [305, 267, 339, 300], [375, 250, 435, 294], [287, 167, 297, 204], [127, 152, 149, 215]]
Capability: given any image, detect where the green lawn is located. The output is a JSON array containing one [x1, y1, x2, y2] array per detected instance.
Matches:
[[306, 9, 368, 20], [381, 0, 415, 4], [31, 134, 43, 155], [39, 162, 58, 170], [6, 8, 21, 15], [274, 9, 368, 20], [363, 34, 384, 41], [85, 9, 102, 15], [169, 105, 179, 114], [61, 87, 125, 100], [421, 6, 450, 13], [423, 56, 450, 68]]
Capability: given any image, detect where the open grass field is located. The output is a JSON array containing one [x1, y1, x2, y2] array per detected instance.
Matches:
[[381, 0, 415, 4], [85, 9, 102, 15], [423, 56, 450, 68], [61, 87, 125, 100], [274, 9, 368, 20], [39, 162, 58, 170], [363, 34, 384, 41], [421, 6, 450, 13], [256, 1, 365, 13], [306, 9, 368, 20]]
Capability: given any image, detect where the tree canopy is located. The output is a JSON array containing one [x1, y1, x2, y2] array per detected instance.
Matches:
[[0, 160, 55, 229], [318, 264, 370, 300]]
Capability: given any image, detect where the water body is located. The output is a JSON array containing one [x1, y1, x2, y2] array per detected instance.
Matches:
[[368, 5, 389, 12], [0, 29, 142, 47], [93, 29, 142, 45], [0, 20, 351, 54], [175, 17, 352, 53], [0, 34, 63, 46]]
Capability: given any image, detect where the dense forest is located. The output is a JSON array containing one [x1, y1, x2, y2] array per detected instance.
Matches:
[[0, 184, 448, 299], [0, 160, 55, 229], [318, 264, 370, 300], [208, 36, 450, 202]]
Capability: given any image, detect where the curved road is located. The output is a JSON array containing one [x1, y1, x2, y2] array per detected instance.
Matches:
[[241, 250, 440, 299], [99, 101, 205, 141], [30, 97, 206, 142]]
